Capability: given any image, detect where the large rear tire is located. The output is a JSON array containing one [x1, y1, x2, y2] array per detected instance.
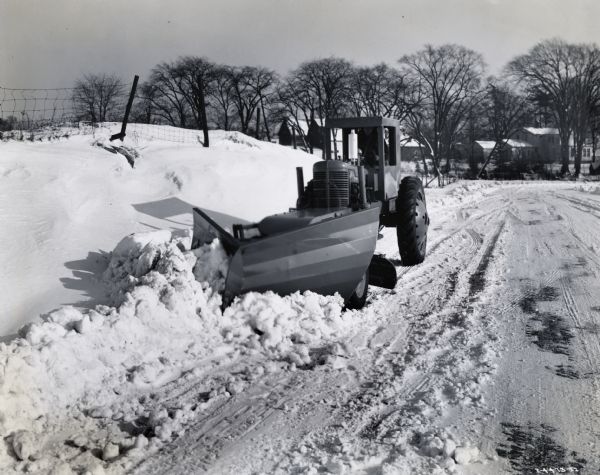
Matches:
[[396, 176, 429, 266], [345, 270, 369, 309]]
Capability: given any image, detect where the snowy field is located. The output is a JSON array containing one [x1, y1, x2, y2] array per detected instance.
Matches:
[[0, 125, 319, 335], [2, 127, 600, 474]]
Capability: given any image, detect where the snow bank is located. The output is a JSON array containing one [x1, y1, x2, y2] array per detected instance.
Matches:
[[0, 125, 319, 335], [576, 183, 600, 195], [0, 230, 350, 470]]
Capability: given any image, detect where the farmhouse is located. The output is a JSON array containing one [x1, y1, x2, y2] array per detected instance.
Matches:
[[512, 127, 560, 162], [277, 118, 323, 150], [399, 136, 429, 162]]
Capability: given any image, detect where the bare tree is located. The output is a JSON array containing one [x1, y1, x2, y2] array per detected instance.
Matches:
[[478, 79, 533, 177], [277, 79, 320, 152], [144, 62, 191, 128], [459, 98, 488, 177], [210, 65, 237, 130], [177, 56, 215, 146], [230, 66, 278, 136], [399, 44, 486, 178], [141, 57, 216, 146], [131, 82, 158, 124], [590, 104, 600, 166], [279, 57, 353, 154], [290, 58, 353, 125], [508, 39, 600, 175], [569, 45, 600, 175], [72, 73, 124, 123], [348, 63, 412, 120]]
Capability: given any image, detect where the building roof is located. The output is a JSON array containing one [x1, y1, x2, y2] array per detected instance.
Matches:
[[523, 127, 559, 136], [291, 119, 309, 135], [399, 134, 423, 148], [475, 140, 497, 150], [505, 139, 534, 148], [288, 118, 326, 135], [475, 139, 535, 149]]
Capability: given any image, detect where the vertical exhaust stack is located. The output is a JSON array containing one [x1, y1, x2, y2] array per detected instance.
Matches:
[[348, 129, 358, 165], [357, 165, 367, 209], [296, 167, 304, 202]]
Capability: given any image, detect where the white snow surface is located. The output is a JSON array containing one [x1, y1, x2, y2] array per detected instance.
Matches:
[[0, 126, 319, 335], [2, 127, 600, 474], [0, 229, 349, 452]]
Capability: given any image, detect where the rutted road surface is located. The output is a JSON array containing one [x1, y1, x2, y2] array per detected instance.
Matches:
[[131, 183, 600, 474]]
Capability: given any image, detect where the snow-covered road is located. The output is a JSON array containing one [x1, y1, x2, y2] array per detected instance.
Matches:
[[123, 184, 600, 474]]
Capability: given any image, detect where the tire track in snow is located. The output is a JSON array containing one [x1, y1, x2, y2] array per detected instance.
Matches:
[[336, 214, 508, 448], [209, 204, 508, 473], [468, 218, 506, 298], [132, 189, 512, 474], [553, 191, 600, 214], [481, 189, 600, 474]]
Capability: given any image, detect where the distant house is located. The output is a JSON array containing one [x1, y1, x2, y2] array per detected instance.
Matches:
[[277, 119, 294, 146], [277, 118, 324, 150], [513, 127, 560, 162], [399, 136, 430, 162], [473, 140, 497, 163], [503, 139, 536, 161], [474, 139, 536, 162], [569, 139, 599, 161]]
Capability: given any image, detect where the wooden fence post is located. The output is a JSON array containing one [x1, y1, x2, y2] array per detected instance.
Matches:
[[110, 75, 139, 142]]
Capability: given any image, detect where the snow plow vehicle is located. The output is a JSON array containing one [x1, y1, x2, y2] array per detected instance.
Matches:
[[192, 116, 429, 308]]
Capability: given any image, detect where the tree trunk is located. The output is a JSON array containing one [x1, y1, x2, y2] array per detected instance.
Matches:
[[478, 142, 502, 179], [255, 107, 261, 139], [574, 138, 584, 177], [199, 81, 209, 147], [417, 144, 429, 180], [261, 102, 271, 142], [224, 114, 229, 131], [560, 142, 570, 175], [575, 150, 582, 176]]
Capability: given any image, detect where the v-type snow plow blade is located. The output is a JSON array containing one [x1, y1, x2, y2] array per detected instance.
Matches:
[[192, 207, 240, 255], [192, 203, 398, 306]]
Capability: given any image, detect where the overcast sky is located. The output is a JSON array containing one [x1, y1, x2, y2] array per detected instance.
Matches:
[[1, 0, 600, 89]]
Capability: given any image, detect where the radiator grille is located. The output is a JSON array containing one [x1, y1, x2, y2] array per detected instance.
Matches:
[[313, 167, 349, 208]]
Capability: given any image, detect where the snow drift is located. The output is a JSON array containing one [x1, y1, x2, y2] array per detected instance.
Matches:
[[0, 126, 320, 335], [0, 228, 357, 472]]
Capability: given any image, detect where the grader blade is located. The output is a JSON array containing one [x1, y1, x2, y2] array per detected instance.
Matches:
[[192, 203, 396, 307]]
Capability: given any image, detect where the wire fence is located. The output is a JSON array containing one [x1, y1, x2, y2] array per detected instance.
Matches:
[[124, 123, 205, 144], [0, 86, 78, 134], [0, 85, 205, 143]]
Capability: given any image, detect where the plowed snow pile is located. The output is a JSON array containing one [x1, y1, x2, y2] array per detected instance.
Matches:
[[0, 229, 353, 473]]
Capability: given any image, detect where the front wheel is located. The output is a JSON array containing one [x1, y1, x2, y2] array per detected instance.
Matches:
[[396, 176, 429, 266], [345, 270, 369, 309]]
